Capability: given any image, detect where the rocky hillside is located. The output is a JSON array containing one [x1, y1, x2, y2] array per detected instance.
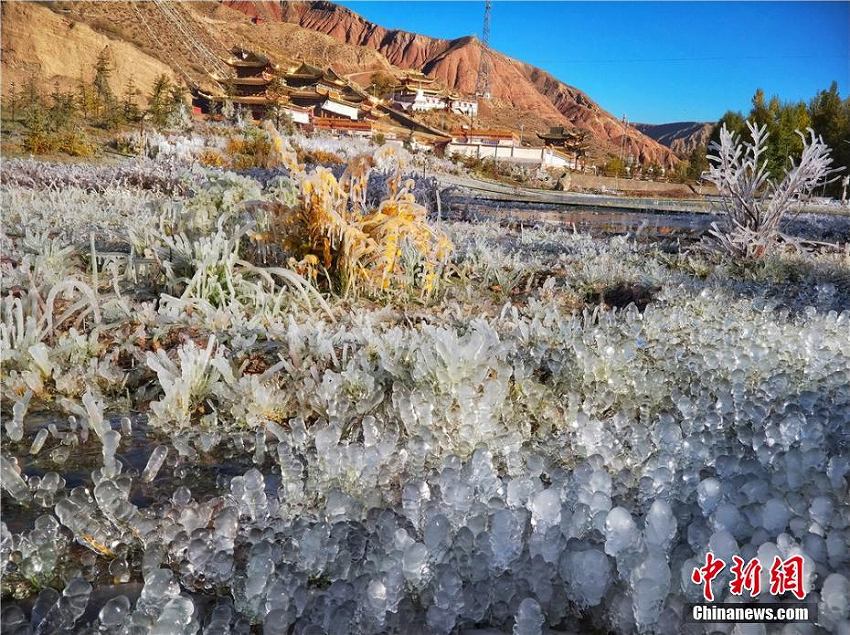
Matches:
[[1, 2, 175, 95], [239, 0, 680, 167], [634, 121, 715, 158]]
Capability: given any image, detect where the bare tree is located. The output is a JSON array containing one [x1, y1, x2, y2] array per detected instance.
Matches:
[[704, 120, 842, 258]]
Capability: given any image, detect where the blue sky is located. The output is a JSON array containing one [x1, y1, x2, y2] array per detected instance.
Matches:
[[340, 1, 850, 124]]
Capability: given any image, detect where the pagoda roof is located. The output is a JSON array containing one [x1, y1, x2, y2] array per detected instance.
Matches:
[[284, 103, 313, 113], [397, 85, 446, 97], [226, 47, 271, 67], [452, 128, 517, 140], [288, 88, 325, 100], [401, 72, 436, 84], [286, 62, 346, 84], [223, 77, 273, 86], [213, 95, 284, 105], [379, 104, 452, 140], [313, 117, 372, 131], [537, 126, 585, 141], [322, 94, 364, 109]]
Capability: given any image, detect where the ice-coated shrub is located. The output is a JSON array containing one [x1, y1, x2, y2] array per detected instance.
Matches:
[[271, 145, 453, 297], [704, 120, 842, 258]]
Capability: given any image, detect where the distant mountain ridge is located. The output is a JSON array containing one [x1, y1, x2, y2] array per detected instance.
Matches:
[[226, 0, 679, 167], [634, 121, 715, 158]]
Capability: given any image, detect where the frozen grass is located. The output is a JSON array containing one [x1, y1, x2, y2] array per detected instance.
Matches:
[[1, 154, 849, 634]]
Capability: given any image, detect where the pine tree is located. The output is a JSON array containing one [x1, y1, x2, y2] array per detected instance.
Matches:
[[122, 77, 142, 122], [750, 89, 771, 130], [48, 81, 77, 130], [809, 82, 850, 196], [687, 143, 709, 180], [21, 75, 45, 130], [7, 81, 19, 121], [810, 82, 844, 144], [147, 74, 173, 128], [92, 47, 118, 127], [76, 73, 93, 122]]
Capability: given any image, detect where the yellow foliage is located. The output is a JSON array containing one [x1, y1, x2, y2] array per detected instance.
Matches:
[[198, 148, 227, 168], [216, 122, 300, 171], [295, 147, 345, 166], [276, 146, 452, 298], [23, 128, 95, 157]]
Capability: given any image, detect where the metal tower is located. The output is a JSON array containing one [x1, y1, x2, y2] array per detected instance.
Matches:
[[475, 0, 492, 100]]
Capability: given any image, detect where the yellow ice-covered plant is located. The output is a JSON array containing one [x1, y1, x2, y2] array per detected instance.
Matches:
[[278, 146, 452, 298], [218, 122, 300, 171]]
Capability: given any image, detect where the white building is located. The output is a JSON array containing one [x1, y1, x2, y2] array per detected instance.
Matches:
[[448, 129, 575, 169], [392, 87, 447, 113], [449, 97, 478, 117], [320, 98, 359, 120], [284, 104, 312, 125]]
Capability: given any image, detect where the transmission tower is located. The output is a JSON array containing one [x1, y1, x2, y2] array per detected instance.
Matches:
[[474, 0, 492, 100]]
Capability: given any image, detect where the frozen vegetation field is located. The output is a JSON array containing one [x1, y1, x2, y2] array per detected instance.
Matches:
[[1, 128, 849, 634]]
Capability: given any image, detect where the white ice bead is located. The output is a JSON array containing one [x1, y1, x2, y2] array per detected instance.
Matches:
[[82, 389, 108, 441], [98, 595, 131, 629], [530, 488, 561, 532], [761, 498, 791, 535], [513, 597, 544, 635], [101, 430, 121, 477], [30, 429, 49, 456], [820, 573, 850, 625], [605, 507, 639, 556], [7, 400, 25, 442], [151, 597, 194, 634], [253, 431, 266, 465], [644, 499, 677, 552], [697, 478, 722, 515], [1, 455, 30, 501], [141, 446, 168, 483], [561, 547, 612, 607]]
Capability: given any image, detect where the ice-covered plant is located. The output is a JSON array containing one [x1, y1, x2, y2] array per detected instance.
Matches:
[[217, 122, 299, 171], [145, 337, 225, 429], [704, 120, 842, 258], [273, 147, 453, 298]]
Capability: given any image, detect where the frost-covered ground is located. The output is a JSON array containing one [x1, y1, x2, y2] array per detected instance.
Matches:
[[1, 157, 849, 634]]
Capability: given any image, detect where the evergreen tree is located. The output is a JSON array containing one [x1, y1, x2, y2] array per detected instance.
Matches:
[[21, 75, 45, 130], [709, 110, 746, 149], [76, 73, 93, 122], [122, 77, 142, 122], [809, 82, 850, 195], [809, 82, 845, 145], [769, 101, 810, 173], [7, 81, 19, 121], [48, 81, 77, 129], [92, 47, 119, 127], [147, 74, 173, 128], [687, 143, 709, 180], [750, 89, 771, 130]]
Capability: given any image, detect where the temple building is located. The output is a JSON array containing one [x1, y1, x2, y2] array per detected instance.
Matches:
[[391, 72, 478, 117], [447, 127, 575, 169], [283, 62, 374, 121], [191, 48, 456, 150], [451, 128, 519, 146], [537, 126, 589, 167]]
